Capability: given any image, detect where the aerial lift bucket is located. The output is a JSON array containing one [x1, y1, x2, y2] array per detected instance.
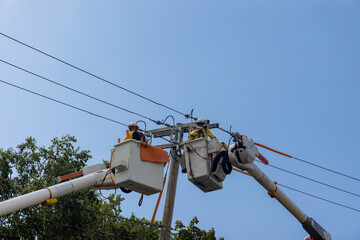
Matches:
[[184, 138, 228, 192], [103, 139, 168, 196]]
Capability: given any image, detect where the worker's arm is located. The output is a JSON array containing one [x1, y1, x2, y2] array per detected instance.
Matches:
[[206, 128, 216, 139], [124, 131, 134, 141], [189, 129, 199, 140]]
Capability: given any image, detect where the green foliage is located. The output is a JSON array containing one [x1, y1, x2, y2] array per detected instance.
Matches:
[[0, 135, 222, 240], [174, 217, 224, 240]]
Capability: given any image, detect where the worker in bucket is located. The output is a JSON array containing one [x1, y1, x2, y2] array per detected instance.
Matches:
[[124, 122, 145, 142], [189, 118, 216, 140]]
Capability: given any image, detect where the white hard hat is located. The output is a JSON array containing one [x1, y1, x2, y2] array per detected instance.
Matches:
[[196, 118, 206, 125], [128, 122, 139, 129]]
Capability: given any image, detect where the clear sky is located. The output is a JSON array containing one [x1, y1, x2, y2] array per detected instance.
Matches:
[[1, 1, 359, 239]]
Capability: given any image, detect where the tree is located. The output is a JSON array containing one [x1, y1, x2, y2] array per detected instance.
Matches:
[[174, 217, 224, 240], [0, 135, 223, 239]]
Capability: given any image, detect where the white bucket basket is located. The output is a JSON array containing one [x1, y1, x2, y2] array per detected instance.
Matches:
[[106, 139, 164, 196], [184, 138, 226, 193]]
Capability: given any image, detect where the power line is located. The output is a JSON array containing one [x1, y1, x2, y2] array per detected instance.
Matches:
[[0, 79, 128, 127], [292, 156, 360, 182], [254, 142, 360, 182], [224, 133, 360, 183], [233, 166, 360, 213], [259, 160, 360, 198], [0, 32, 195, 120], [0, 58, 172, 127], [278, 183, 360, 213]]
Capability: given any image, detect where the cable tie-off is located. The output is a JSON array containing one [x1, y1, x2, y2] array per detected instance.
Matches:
[[268, 181, 278, 198], [44, 185, 53, 199]]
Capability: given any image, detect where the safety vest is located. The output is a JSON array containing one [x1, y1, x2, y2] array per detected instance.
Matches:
[[124, 131, 145, 142], [191, 127, 208, 140]]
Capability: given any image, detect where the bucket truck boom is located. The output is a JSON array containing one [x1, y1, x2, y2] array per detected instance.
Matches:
[[228, 133, 332, 240], [0, 169, 108, 216], [0, 139, 168, 216]]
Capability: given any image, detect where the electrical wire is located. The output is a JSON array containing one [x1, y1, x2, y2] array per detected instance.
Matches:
[[162, 115, 175, 127], [256, 160, 360, 198], [218, 127, 360, 183], [254, 142, 360, 182], [227, 135, 234, 147], [277, 183, 360, 213], [165, 159, 170, 177], [291, 156, 360, 182], [233, 166, 360, 213], [0, 32, 195, 120], [136, 120, 147, 132], [0, 59, 172, 127], [0, 79, 128, 127], [170, 149, 179, 162], [160, 136, 172, 144], [151, 156, 170, 224], [99, 149, 117, 200]]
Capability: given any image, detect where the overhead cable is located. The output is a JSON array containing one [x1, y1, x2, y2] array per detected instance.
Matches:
[[291, 156, 360, 182], [254, 142, 360, 182], [0, 59, 172, 127], [0, 79, 128, 127], [0, 32, 195, 120], [278, 183, 360, 213], [217, 129, 360, 182], [233, 168, 360, 213], [257, 160, 360, 198]]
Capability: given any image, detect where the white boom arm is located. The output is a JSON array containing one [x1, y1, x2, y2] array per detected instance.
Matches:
[[0, 139, 166, 216], [0, 170, 109, 216], [245, 162, 307, 222], [228, 133, 332, 240]]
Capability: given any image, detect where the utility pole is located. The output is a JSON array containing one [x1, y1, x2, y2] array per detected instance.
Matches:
[[152, 122, 218, 240], [159, 123, 182, 240]]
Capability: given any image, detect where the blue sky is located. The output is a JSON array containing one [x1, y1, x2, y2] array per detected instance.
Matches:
[[1, 1, 359, 239]]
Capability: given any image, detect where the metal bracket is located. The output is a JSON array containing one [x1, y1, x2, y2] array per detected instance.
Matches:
[[150, 122, 219, 138]]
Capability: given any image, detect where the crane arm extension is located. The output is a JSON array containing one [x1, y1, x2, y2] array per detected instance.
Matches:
[[245, 163, 332, 240], [228, 134, 332, 240], [246, 163, 307, 222], [0, 171, 106, 216]]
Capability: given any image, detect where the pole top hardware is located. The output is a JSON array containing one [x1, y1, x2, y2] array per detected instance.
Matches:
[[149, 122, 219, 138]]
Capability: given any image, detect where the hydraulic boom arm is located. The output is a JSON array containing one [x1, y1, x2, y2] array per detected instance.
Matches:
[[0, 169, 109, 216], [228, 133, 332, 240]]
